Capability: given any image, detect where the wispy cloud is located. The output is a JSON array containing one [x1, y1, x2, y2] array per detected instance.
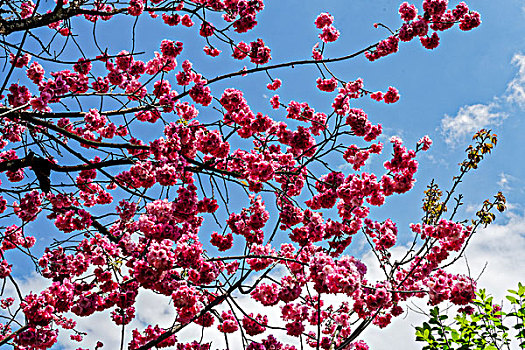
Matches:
[[497, 172, 517, 191], [506, 53, 525, 107], [440, 53, 525, 146], [440, 102, 507, 145]]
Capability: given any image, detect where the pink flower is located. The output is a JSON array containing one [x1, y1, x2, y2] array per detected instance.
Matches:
[[453, 2, 469, 19], [383, 86, 400, 103], [267, 79, 282, 90], [249, 39, 271, 65], [199, 22, 215, 37], [125, 79, 147, 101], [247, 244, 276, 271], [370, 91, 383, 101], [365, 36, 399, 61], [217, 311, 238, 333], [421, 32, 440, 49], [181, 14, 194, 27], [189, 83, 213, 106], [7, 83, 31, 108], [233, 41, 250, 60], [459, 11, 481, 31], [316, 77, 338, 92], [319, 25, 340, 43], [286, 321, 305, 337], [346, 108, 371, 136], [270, 94, 280, 109], [203, 46, 221, 57], [423, 0, 448, 17], [210, 232, 233, 251], [27, 61, 44, 83], [315, 12, 334, 29], [20, 1, 35, 18], [251, 283, 279, 306], [9, 53, 31, 68], [399, 2, 418, 21], [162, 13, 180, 26], [242, 314, 268, 336], [312, 43, 323, 60], [418, 135, 433, 151], [160, 40, 183, 58], [127, 0, 143, 16], [233, 14, 257, 33]]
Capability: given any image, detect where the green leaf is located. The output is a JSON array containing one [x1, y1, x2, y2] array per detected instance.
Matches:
[[431, 307, 440, 317], [518, 282, 525, 296]]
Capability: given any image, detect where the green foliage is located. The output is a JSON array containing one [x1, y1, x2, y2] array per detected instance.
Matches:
[[415, 283, 525, 349]]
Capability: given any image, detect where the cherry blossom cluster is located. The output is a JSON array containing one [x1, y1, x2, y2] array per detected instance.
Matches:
[[315, 13, 340, 43], [397, 1, 480, 50], [365, 1, 480, 60]]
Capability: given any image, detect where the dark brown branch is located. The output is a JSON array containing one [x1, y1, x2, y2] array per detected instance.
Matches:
[[90, 215, 119, 243], [0, 325, 29, 347], [206, 42, 380, 85], [0, 155, 134, 173], [136, 270, 252, 350], [16, 113, 149, 150], [0, 4, 126, 35]]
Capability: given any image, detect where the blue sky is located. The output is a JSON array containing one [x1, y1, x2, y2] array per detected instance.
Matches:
[[6, 0, 525, 349]]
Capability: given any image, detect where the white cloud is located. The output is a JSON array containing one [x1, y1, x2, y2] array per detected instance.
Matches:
[[498, 172, 511, 190], [497, 172, 519, 191], [420, 153, 449, 167], [363, 310, 427, 350], [460, 210, 525, 300], [440, 102, 507, 146], [440, 53, 525, 146], [506, 53, 525, 107]]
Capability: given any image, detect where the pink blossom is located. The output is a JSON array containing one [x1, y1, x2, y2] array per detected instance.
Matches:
[[315, 13, 334, 29], [160, 40, 183, 58], [181, 14, 194, 27], [233, 41, 250, 60], [423, 0, 448, 17], [162, 13, 180, 26], [316, 77, 338, 92], [399, 2, 418, 21], [319, 25, 340, 43], [251, 283, 279, 305], [418, 135, 433, 150], [383, 86, 400, 103], [312, 43, 323, 60], [267, 79, 282, 90], [421, 32, 440, 49], [459, 11, 481, 31], [217, 311, 238, 333], [127, 0, 143, 16], [242, 314, 268, 336], [249, 39, 271, 65], [203, 46, 221, 57], [20, 1, 35, 18], [189, 83, 213, 106], [199, 22, 215, 37], [9, 53, 31, 68]]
